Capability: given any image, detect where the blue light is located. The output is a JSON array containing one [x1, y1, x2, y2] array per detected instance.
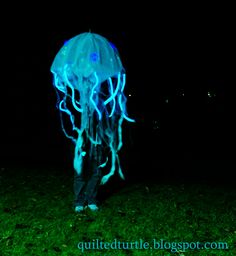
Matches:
[[90, 52, 99, 62], [50, 32, 135, 184]]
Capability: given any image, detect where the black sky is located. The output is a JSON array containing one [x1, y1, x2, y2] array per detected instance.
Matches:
[[1, 6, 235, 182]]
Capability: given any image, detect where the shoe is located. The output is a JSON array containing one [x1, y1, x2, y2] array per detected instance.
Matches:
[[75, 206, 84, 213], [87, 204, 99, 211]]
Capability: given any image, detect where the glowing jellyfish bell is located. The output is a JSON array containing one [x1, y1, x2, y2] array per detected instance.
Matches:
[[50, 32, 135, 185]]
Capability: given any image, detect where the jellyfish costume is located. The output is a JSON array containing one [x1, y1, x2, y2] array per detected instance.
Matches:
[[50, 32, 134, 185]]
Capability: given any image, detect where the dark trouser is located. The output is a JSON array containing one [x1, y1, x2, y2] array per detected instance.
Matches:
[[74, 145, 104, 207], [74, 168, 102, 206]]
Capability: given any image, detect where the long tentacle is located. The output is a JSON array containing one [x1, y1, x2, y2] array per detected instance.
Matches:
[[51, 71, 67, 94], [73, 131, 86, 175], [107, 78, 116, 117], [117, 116, 124, 151], [100, 146, 116, 185], [104, 72, 121, 105], [90, 72, 102, 120], [63, 65, 83, 113], [118, 74, 135, 123]]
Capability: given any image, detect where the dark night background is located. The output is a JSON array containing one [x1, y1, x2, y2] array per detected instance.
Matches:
[[1, 5, 235, 186]]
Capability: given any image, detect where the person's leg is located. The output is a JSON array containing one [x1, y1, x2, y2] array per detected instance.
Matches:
[[84, 145, 104, 209], [73, 139, 89, 210], [73, 171, 86, 207], [84, 168, 102, 206]]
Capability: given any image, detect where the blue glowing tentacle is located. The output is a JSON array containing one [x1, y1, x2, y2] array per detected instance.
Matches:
[[116, 154, 125, 180], [59, 100, 80, 134], [54, 83, 63, 110], [118, 74, 135, 122], [107, 78, 114, 102], [75, 100, 81, 106], [58, 108, 76, 143], [90, 72, 102, 120], [118, 95, 135, 123], [73, 131, 86, 175], [100, 148, 116, 185], [51, 71, 66, 93], [120, 73, 126, 92], [109, 98, 116, 118], [59, 100, 74, 122], [107, 77, 117, 117], [63, 66, 83, 113], [117, 116, 125, 179], [104, 73, 121, 105], [117, 116, 124, 151], [58, 100, 76, 143], [98, 157, 108, 168], [87, 125, 101, 145], [87, 134, 101, 145]]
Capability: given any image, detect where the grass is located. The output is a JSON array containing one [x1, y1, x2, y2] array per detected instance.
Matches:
[[0, 166, 235, 256]]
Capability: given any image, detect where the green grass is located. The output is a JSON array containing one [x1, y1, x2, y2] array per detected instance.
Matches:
[[0, 167, 235, 255]]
